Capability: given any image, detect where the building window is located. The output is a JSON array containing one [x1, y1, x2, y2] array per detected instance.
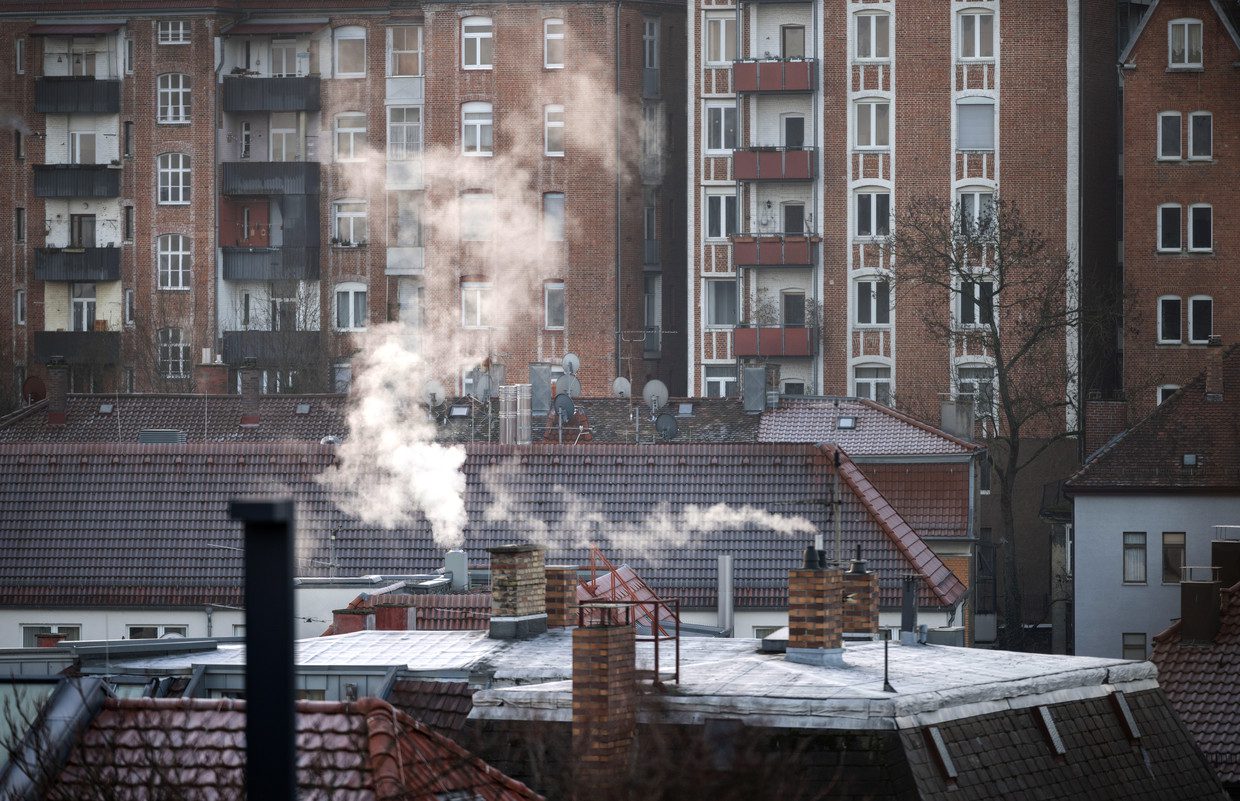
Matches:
[[393, 191, 422, 246], [158, 328, 190, 379], [957, 364, 995, 419], [270, 113, 298, 161], [704, 364, 737, 397], [1162, 532, 1186, 583], [1158, 112, 1181, 159], [1158, 204, 1181, 251], [705, 278, 737, 327], [978, 453, 992, 493], [462, 17, 493, 70], [855, 191, 890, 238], [958, 278, 995, 327], [387, 107, 422, 161], [782, 291, 806, 326], [124, 121, 133, 157], [157, 153, 191, 205], [1189, 112, 1212, 159], [124, 38, 134, 73], [854, 365, 891, 405], [459, 193, 494, 242], [14, 207, 24, 242], [388, 26, 423, 76], [334, 27, 367, 77], [15, 289, 25, 326], [1158, 296, 1182, 343], [958, 189, 995, 235], [545, 19, 565, 68], [334, 283, 368, 331], [14, 130, 24, 161], [128, 625, 187, 639], [544, 281, 566, 329], [14, 37, 25, 74], [1158, 385, 1180, 404], [855, 100, 890, 149], [856, 278, 890, 326], [705, 15, 736, 65], [157, 74, 191, 124], [71, 283, 96, 331], [1123, 532, 1147, 584], [269, 39, 298, 77], [69, 131, 96, 165], [1168, 19, 1203, 68], [334, 113, 367, 161], [782, 26, 806, 59], [333, 363, 353, 393], [157, 21, 190, 44], [243, 121, 256, 159], [543, 192, 565, 241], [959, 12, 994, 60], [1189, 296, 1213, 344], [1189, 204, 1212, 251], [705, 103, 737, 153], [462, 101, 493, 156], [781, 380, 806, 396], [1121, 632, 1147, 660], [644, 19, 659, 69], [957, 100, 996, 151], [644, 273, 662, 351], [157, 234, 191, 290], [124, 289, 134, 326], [332, 201, 368, 245], [21, 625, 80, 648], [705, 192, 737, 240], [461, 281, 491, 328], [545, 105, 565, 156], [855, 12, 890, 60]]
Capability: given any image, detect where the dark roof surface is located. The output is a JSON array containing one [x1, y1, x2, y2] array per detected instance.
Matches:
[[1067, 348, 1240, 492], [0, 442, 965, 611], [862, 463, 971, 539], [759, 398, 979, 456], [386, 680, 474, 736]]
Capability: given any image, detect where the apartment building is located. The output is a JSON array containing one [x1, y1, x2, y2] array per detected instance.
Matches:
[[1119, 0, 1239, 418], [0, 0, 686, 406], [685, 0, 1119, 435]]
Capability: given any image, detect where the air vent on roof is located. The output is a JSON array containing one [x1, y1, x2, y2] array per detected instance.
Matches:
[[138, 429, 187, 444], [295, 403, 311, 415], [837, 416, 857, 430], [98, 403, 114, 415]]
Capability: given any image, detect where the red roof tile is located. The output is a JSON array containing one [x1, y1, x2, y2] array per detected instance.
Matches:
[[385, 680, 474, 735]]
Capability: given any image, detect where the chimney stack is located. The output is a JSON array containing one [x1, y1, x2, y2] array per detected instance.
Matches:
[[572, 603, 636, 788], [46, 357, 69, 425], [194, 349, 229, 395], [717, 554, 735, 635], [544, 564, 580, 628], [900, 575, 920, 645], [332, 608, 374, 634], [239, 357, 261, 427], [487, 544, 548, 639], [445, 549, 470, 591], [843, 548, 880, 637], [786, 545, 845, 666], [1212, 528, 1240, 589], [1180, 566, 1222, 645]]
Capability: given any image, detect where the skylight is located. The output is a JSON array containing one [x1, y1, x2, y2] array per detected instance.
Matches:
[[678, 402, 694, 417], [98, 403, 114, 415], [837, 416, 857, 430], [449, 405, 471, 418], [295, 403, 311, 415]]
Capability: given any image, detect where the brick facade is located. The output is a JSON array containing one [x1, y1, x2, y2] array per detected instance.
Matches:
[[842, 568, 879, 636], [488, 544, 547, 618], [787, 566, 843, 651], [571, 620, 636, 787], [544, 564, 580, 627]]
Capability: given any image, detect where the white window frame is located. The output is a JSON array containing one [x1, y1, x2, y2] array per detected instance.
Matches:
[[462, 17, 493, 70], [387, 25, 423, 77], [128, 624, 188, 639], [157, 73, 191, 124], [1157, 112, 1181, 160], [853, 363, 892, 405], [332, 200, 368, 245], [1158, 385, 1180, 404], [1168, 19, 1203, 68], [69, 131, 96, 165], [544, 19, 565, 69], [462, 101, 493, 156], [157, 328, 190, 379], [644, 19, 659, 69], [1188, 295, 1213, 344], [15, 289, 25, 326], [334, 282, 368, 332], [1188, 112, 1212, 160], [157, 21, 190, 45], [544, 281, 566, 329], [334, 112, 368, 161], [157, 234, 192, 290], [543, 192, 565, 242], [958, 10, 995, 61], [157, 153, 191, 205], [705, 14, 736, 66], [15, 38, 25, 74], [704, 364, 737, 398], [704, 102, 737, 153], [1157, 295, 1182, 344], [854, 99, 890, 150], [333, 27, 367, 78], [855, 190, 891, 239], [704, 278, 738, 328], [270, 39, 298, 77], [855, 276, 891, 327], [544, 104, 565, 156], [461, 281, 491, 328], [1189, 204, 1212, 252], [957, 276, 995, 329], [956, 362, 997, 420], [21, 624, 80, 647], [1157, 203, 1182, 252], [705, 191, 737, 241], [957, 98, 996, 151], [388, 106, 422, 160], [958, 187, 995, 235], [270, 113, 298, 162], [854, 12, 890, 61]]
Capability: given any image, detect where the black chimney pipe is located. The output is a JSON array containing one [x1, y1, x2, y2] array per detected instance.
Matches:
[[230, 499, 296, 801], [901, 575, 919, 635]]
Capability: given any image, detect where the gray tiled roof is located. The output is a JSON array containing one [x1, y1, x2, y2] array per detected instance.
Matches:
[[759, 398, 980, 456]]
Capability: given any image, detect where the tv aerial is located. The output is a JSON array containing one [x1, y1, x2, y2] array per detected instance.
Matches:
[[556, 372, 582, 398], [554, 393, 576, 422], [422, 379, 447, 407], [562, 352, 581, 376], [642, 379, 669, 413], [655, 412, 679, 440], [612, 377, 632, 398]]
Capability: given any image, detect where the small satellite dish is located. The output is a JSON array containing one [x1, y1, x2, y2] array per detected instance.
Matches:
[[655, 412, 679, 440], [562, 352, 581, 375], [474, 372, 494, 401], [612, 377, 631, 398], [422, 379, 447, 407], [554, 393, 575, 421], [556, 373, 582, 398], [642, 379, 670, 412]]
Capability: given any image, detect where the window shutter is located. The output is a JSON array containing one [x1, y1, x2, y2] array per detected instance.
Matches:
[[957, 103, 994, 150]]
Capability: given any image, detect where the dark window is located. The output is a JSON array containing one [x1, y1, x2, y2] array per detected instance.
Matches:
[[124, 121, 134, 158], [782, 292, 806, 326], [69, 215, 96, 248], [1161, 532, 1185, 583], [14, 130, 24, 161], [960, 279, 994, 326], [783, 115, 805, 148], [1159, 113, 1181, 158], [14, 207, 24, 242], [1190, 297, 1212, 342], [1159, 206, 1181, 251], [123, 206, 134, 242], [1189, 206, 1212, 250], [1123, 532, 1146, 584], [1190, 113, 1212, 158], [1121, 632, 1146, 660], [781, 25, 805, 58], [1159, 297, 1181, 342], [783, 203, 805, 235]]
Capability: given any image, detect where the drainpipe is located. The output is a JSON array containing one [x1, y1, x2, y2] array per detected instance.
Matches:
[[614, 0, 623, 380]]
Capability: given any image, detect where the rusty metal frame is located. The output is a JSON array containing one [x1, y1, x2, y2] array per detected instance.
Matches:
[[578, 597, 681, 686]]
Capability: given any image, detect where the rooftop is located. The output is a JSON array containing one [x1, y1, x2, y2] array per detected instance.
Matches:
[[759, 398, 980, 458]]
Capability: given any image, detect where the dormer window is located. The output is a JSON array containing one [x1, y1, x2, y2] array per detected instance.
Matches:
[[1169, 19, 1203, 68]]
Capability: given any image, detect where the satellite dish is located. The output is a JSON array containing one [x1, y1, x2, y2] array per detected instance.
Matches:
[[422, 379, 447, 406], [612, 377, 631, 398], [556, 373, 582, 398], [474, 372, 494, 401], [562, 352, 581, 375], [642, 379, 669, 412], [554, 393, 575, 421], [655, 412, 679, 440]]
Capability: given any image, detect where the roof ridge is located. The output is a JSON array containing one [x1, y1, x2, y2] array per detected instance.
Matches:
[[855, 398, 981, 452]]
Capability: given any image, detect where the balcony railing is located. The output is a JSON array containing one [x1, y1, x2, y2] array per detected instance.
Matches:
[[733, 326, 817, 358], [644, 326, 662, 356], [733, 147, 815, 181], [222, 161, 320, 195], [733, 59, 816, 93], [222, 76, 321, 113], [34, 331, 121, 365], [222, 330, 322, 366], [33, 164, 120, 198], [35, 77, 121, 113], [731, 234, 818, 268], [35, 247, 121, 281], [222, 247, 320, 281]]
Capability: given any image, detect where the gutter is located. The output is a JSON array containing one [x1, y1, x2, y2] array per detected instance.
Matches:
[[613, 0, 622, 379]]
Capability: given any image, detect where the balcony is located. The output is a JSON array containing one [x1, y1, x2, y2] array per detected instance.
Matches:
[[35, 77, 121, 113], [34, 331, 121, 365], [222, 161, 320, 195], [731, 234, 817, 268], [34, 165, 120, 198], [733, 59, 816, 94], [222, 330, 322, 366], [221, 76, 321, 113], [222, 247, 320, 281], [35, 247, 121, 281], [733, 147, 815, 181], [733, 326, 817, 358]]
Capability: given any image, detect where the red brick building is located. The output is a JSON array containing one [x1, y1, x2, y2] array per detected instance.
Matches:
[[1119, 0, 1239, 418], [0, 0, 686, 406]]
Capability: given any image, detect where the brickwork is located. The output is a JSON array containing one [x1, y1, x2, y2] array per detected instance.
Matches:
[[1083, 398, 1129, 457], [571, 622, 636, 788], [488, 544, 547, 618], [787, 567, 843, 651], [842, 569, 879, 636], [332, 608, 372, 634], [544, 564, 580, 627]]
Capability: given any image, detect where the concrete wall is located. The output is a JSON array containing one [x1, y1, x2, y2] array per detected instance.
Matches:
[[0, 607, 245, 647]]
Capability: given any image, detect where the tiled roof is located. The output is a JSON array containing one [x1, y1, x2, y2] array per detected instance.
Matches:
[[862, 463, 971, 539], [1067, 347, 1240, 492], [0, 442, 964, 610], [324, 592, 492, 635], [386, 680, 474, 735], [758, 398, 980, 456], [0, 393, 348, 443], [1152, 581, 1240, 787], [51, 696, 542, 800]]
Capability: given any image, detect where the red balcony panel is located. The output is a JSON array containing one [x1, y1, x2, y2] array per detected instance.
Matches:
[[733, 149, 815, 181], [733, 61, 761, 93], [733, 60, 816, 93], [733, 327, 817, 358], [731, 235, 817, 267]]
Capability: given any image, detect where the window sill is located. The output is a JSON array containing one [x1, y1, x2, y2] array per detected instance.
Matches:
[[704, 62, 733, 69], [461, 152, 493, 158], [544, 327, 565, 332], [855, 324, 892, 330], [545, 64, 565, 70], [1121, 582, 1147, 587], [335, 328, 366, 333], [1166, 65, 1204, 72], [545, 152, 565, 158], [157, 121, 192, 126], [1156, 340, 1184, 346], [853, 58, 891, 65], [1187, 340, 1214, 346], [462, 65, 494, 72], [957, 57, 996, 64], [334, 74, 367, 80]]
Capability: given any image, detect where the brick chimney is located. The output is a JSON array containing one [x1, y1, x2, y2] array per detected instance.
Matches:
[[487, 544, 547, 639], [545, 564, 579, 628], [572, 604, 636, 788], [332, 608, 374, 634], [35, 632, 68, 648], [1205, 364, 1224, 402], [194, 358, 229, 395], [46, 357, 69, 426], [374, 601, 414, 631], [239, 357, 261, 427], [1180, 567, 1221, 645], [786, 545, 845, 666], [1084, 394, 1128, 457], [843, 550, 880, 637]]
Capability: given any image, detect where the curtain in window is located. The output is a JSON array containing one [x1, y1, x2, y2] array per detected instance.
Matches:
[[1123, 533, 1146, 583]]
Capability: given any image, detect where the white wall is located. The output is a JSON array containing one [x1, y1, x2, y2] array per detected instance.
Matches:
[[1073, 493, 1240, 658], [0, 608, 246, 647], [754, 96, 814, 147], [44, 114, 120, 165], [44, 199, 122, 247], [753, 6, 813, 58], [680, 608, 951, 638]]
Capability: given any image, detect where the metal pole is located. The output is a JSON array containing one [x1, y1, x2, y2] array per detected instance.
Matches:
[[230, 499, 296, 801]]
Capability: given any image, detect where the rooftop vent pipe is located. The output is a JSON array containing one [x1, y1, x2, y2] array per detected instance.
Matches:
[[900, 575, 920, 645], [717, 554, 735, 636], [239, 356, 261, 427], [46, 357, 69, 426]]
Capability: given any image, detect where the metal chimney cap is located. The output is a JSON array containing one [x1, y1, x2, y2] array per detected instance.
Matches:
[[801, 544, 819, 570]]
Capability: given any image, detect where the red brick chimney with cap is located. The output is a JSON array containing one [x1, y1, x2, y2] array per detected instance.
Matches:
[[843, 549, 880, 636], [572, 604, 636, 790], [786, 544, 845, 666], [46, 357, 69, 425], [194, 359, 229, 395], [487, 544, 548, 639], [544, 564, 579, 627], [332, 608, 373, 634], [239, 357, 261, 427]]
